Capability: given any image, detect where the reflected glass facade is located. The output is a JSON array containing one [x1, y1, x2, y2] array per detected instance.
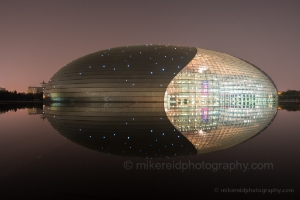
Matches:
[[164, 104, 277, 154]]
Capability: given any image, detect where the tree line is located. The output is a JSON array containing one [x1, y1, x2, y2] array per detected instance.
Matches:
[[278, 90, 300, 101], [278, 103, 300, 111], [0, 102, 43, 114], [0, 90, 43, 101]]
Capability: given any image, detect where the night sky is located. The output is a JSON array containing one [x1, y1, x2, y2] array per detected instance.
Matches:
[[1, 0, 299, 92]]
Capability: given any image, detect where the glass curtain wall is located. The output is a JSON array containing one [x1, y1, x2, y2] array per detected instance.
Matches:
[[164, 48, 278, 154]]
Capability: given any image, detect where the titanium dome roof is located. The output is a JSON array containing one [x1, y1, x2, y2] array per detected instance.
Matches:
[[44, 44, 277, 102], [45, 44, 197, 102]]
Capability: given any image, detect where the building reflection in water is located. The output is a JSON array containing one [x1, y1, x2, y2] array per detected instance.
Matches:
[[44, 101, 277, 158], [27, 107, 44, 115], [164, 102, 277, 154]]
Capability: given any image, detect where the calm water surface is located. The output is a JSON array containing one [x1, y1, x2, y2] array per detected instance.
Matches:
[[0, 103, 299, 198]]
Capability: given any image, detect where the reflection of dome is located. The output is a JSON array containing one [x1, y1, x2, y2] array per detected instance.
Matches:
[[45, 102, 277, 158], [45, 103, 198, 158]]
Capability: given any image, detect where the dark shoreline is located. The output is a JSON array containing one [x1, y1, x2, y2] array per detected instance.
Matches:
[[0, 102, 43, 114], [0, 101, 43, 103], [1, 100, 300, 103], [278, 101, 300, 103]]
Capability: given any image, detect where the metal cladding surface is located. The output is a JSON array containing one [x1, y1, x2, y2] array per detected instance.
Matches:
[[45, 103, 198, 158], [44, 44, 197, 102]]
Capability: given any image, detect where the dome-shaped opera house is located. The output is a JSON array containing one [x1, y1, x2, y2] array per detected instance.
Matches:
[[44, 44, 278, 157], [44, 44, 277, 103]]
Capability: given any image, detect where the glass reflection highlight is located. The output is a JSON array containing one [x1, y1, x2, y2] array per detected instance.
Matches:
[[164, 104, 277, 154]]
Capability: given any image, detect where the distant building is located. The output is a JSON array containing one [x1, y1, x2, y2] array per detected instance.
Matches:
[[0, 87, 6, 91], [27, 105, 46, 120], [27, 81, 47, 94], [27, 87, 43, 94]]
